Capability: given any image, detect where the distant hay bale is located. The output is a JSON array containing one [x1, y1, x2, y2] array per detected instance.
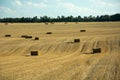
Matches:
[[80, 30, 86, 32], [46, 32, 52, 34], [51, 22, 54, 24], [5, 34, 11, 37], [21, 35, 28, 38], [45, 22, 48, 25], [75, 22, 78, 24], [4, 23, 8, 25], [21, 35, 32, 39], [35, 37, 39, 40], [74, 39, 80, 43], [64, 22, 67, 24], [67, 39, 80, 44], [25, 36, 32, 39], [92, 48, 101, 54], [31, 51, 38, 56]]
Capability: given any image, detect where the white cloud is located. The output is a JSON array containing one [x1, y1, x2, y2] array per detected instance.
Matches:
[[57, 2, 102, 16], [89, 0, 115, 7], [15, 0, 23, 6], [6, 0, 119, 18], [26, 2, 47, 8], [56, 0, 61, 2], [0, 6, 16, 13], [13, 0, 47, 9], [43, 0, 48, 3]]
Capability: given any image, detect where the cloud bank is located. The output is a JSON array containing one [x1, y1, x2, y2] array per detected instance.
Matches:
[[0, 0, 119, 18]]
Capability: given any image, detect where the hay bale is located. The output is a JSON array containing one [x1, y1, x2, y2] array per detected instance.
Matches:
[[80, 30, 86, 32], [92, 48, 101, 54], [45, 22, 48, 25], [64, 22, 67, 24], [75, 22, 78, 24], [5, 34, 11, 37], [46, 32, 52, 34], [51, 22, 54, 24], [35, 37, 39, 40], [25, 36, 32, 39], [21, 35, 32, 39], [4, 23, 8, 25], [21, 35, 28, 38], [74, 39, 80, 43], [31, 51, 38, 56]]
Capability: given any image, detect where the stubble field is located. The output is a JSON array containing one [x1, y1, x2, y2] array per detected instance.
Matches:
[[0, 22, 120, 80]]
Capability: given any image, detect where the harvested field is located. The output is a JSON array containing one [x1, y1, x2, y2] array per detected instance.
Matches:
[[0, 22, 120, 80]]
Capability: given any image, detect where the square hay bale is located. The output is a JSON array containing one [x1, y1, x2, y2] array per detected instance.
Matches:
[[92, 48, 101, 54], [74, 39, 80, 43], [4, 23, 8, 25], [31, 51, 38, 56], [5, 34, 11, 37], [75, 22, 78, 24], [45, 22, 48, 25], [35, 37, 39, 40], [21, 35, 28, 38], [46, 32, 52, 34], [64, 22, 67, 24], [80, 30, 86, 32]]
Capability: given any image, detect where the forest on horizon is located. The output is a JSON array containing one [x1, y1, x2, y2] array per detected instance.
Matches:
[[0, 13, 120, 23]]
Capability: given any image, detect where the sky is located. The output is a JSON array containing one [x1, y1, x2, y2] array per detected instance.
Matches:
[[0, 0, 120, 18]]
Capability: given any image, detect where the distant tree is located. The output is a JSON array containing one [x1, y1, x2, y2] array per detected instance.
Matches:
[[31, 16, 38, 22], [95, 15, 100, 21], [61, 15, 65, 22], [57, 16, 61, 22], [77, 16, 82, 22], [87, 15, 95, 22], [83, 16, 88, 22], [99, 15, 110, 21], [67, 15, 74, 22], [111, 14, 120, 21]]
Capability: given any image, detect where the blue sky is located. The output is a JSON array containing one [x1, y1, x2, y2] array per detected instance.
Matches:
[[0, 0, 120, 18]]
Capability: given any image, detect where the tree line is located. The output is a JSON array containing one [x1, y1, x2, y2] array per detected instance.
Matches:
[[0, 13, 120, 23]]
